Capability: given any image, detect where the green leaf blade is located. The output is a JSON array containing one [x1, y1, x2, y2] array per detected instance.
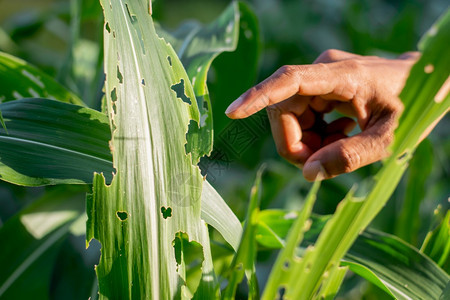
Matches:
[[88, 1, 216, 298], [0, 52, 83, 105], [0, 98, 113, 186]]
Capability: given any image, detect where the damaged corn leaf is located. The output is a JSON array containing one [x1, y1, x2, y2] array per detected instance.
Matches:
[[156, 1, 258, 163], [0, 52, 83, 105], [87, 1, 216, 298], [0, 98, 113, 186]]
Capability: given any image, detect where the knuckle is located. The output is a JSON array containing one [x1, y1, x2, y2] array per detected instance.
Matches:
[[381, 128, 395, 148], [266, 105, 282, 117], [320, 49, 342, 61], [337, 143, 360, 173], [344, 59, 364, 73], [277, 65, 298, 77]]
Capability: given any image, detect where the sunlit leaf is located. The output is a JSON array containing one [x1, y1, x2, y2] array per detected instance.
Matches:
[[157, 2, 258, 163], [86, 1, 216, 298]]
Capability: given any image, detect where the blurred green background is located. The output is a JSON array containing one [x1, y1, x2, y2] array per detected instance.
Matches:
[[0, 0, 448, 299]]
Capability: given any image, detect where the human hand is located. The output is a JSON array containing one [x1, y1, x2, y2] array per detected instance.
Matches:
[[225, 49, 420, 181]]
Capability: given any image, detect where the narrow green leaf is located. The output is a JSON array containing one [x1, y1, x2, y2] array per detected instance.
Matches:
[[0, 186, 87, 298], [0, 109, 6, 133], [0, 98, 113, 186], [87, 1, 216, 298], [316, 265, 348, 300], [396, 138, 434, 244], [0, 52, 83, 105], [343, 229, 448, 300], [222, 167, 264, 300], [258, 211, 449, 299], [421, 208, 450, 273], [201, 180, 242, 251], [261, 181, 321, 300]]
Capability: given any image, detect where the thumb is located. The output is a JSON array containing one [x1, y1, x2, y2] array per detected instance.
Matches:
[[302, 114, 397, 181]]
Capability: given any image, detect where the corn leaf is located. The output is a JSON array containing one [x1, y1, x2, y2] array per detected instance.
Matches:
[[200, 181, 242, 251], [157, 1, 258, 163], [421, 208, 450, 273], [258, 211, 449, 299], [222, 167, 264, 300], [342, 229, 448, 299], [0, 98, 113, 186], [395, 138, 434, 244], [0, 52, 83, 105], [86, 1, 218, 298], [261, 181, 321, 300], [0, 186, 87, 299]]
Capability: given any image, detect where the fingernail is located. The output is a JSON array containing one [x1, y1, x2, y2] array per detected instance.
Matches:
[[303, 161, 326, 181], [225, 96, 243, 115]]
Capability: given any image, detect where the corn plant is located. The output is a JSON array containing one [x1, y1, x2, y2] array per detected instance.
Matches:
[[0, 1, 449, 299]]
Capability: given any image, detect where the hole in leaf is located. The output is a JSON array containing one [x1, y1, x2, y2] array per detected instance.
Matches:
[[161, 206, 172, 219], [397, 151, 410, 163], [185, 119, 199, 156], [278, 286, 286, 299], [167, 56, 172, 66], [171, 79, 191, 105], [111, 87, 117, 102], [424, 64, 434, 74], [141, 79, 145, 86], [283, 261, 290, 270], [125, 4, 137, 23], [112, 102, 117, 115], [117, 66, 123, 83], [105, 22, 111, 33], [116, 211, 128, 221], [172, 232, 204, 296]]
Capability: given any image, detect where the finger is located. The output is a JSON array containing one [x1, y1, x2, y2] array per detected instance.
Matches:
[[298, 107, 316, 130], [322, 133, 347, 147], [301, 131, 322, 152], [325, 117, 357, 135], [225, 63, 340, 119], [310, 96, 334, 112], [267, 106, 313, 166], [274, 94, 311, 116], [302, 114, 396, 181], [398, 51, 421, 60]]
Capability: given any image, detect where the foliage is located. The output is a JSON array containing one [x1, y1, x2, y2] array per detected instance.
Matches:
[[0, 0, 448, 299]]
